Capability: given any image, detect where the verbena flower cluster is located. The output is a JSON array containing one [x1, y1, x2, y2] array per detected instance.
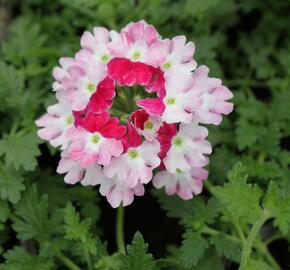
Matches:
[[36, 20, 233, 208]]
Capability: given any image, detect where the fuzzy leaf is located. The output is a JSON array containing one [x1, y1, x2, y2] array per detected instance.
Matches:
[[0, 164, 25, 204], [235, 119, 261, 150], [192, 249, 224, 270], [212, 162, 263, 225], [154, 190, 220, 228], [263, 182, 290, 234], [0, 247, 54, 270], [180, 230, 208, 268], [244, 258, 273, 270], [0, 132, 41, 171], [12, 185, 59, 241], [0, 62, 24, 112], [64, 202, 97, 254], [210, 233, 241, 262], [0, 200, 10, 224], [2, 16, 47, 67], [120, 232, 156, 270]]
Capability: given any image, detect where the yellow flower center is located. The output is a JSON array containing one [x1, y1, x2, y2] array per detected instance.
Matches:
[[165, 97, 176, 105], [162, 61, 172, 70], [66, 115, 73, 125], [87, 83, 96, 93], [173, 136, 183, 146], [132, 51, 141, 60], [144, 120, 154, 130], [91, 134, 101, 144], [101, 53, 110, 63], [128, 149, 138, 159]]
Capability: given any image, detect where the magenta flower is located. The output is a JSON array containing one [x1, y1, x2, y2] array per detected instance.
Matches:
[[36, 20, 233, 207]]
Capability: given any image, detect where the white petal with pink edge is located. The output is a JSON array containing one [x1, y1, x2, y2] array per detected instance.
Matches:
[[67, 126, 123, 168], [104, 139, 160, 188], [163, 122, 212, 173], [35, 91, 74, 150], [153, 167, 208, 200]]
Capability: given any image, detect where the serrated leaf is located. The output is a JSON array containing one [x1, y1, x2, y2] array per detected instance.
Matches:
[[12, 185, 59, 241], [240, 155, 282, 180], [0, 164, 25, 203], [235, 119, 261, 150], [236, 95, 266, 123], [209, 145, 236, 184], [2, 16, 47, 66], [180, 230, 208, 268], [0, 61, 24, 112], [192, 249, 224, 270], [255, 125, 281, 156], [263, 182, 290, 234], [64, 202, 97, 254], [212, 162, 263, 225], [120, 232, 156, 270], [0, 247, 54, 270], [243, 258, 273, 270], [210, 233, 241, 262], [154, 190, 220, 228], [95, 254, 121, 270], [0, 200, 10, 224], [0, 131, 41, 171]]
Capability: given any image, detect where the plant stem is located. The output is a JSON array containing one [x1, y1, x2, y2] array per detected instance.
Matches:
[[255, 239, 281, 270], [234, 223, 246, 244], [239, 211, 272, 270], [116, 206, 126, 254], [84, 248, 93, 270], [57, 252, 81, 270], [202, 225, 280, 270], [202, 226, 241, 243]]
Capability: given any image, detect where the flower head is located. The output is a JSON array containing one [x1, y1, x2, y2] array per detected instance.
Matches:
[[36, 20, 233, 207]]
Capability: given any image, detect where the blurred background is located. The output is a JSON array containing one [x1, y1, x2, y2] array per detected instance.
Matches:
[[0, 0, 289, 269]]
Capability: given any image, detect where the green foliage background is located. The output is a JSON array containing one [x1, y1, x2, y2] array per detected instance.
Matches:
[[0, 0, 289, 269]]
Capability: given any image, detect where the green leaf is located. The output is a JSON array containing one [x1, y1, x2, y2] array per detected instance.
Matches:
[[254, 125, 281, 156], [0, 61, 24, 112], [209, 145, 236, 184], [235, 119, 261, 150], [210, 233, 241, 263], [0, 62, 43, 121], [212, 162, 263, 225], [180, 230, 208, 268], [64, 202, 97, 254], [95, 254, 121, 270], [192, 249, 224, 270], [2, 16, 47, 67], [0, 164, 25, 203], [0, 131, 41, 171], [243, 258, 273, 270], [0, 247, 54, 270], [12, 185, 59, 241], [240, 156, 282, 180], [120, 232, 156, 270], [236, 94, 266, 123], [0, 200, 10, 224], [154, 190, 220, 228], [263, 182, 290, 234]]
